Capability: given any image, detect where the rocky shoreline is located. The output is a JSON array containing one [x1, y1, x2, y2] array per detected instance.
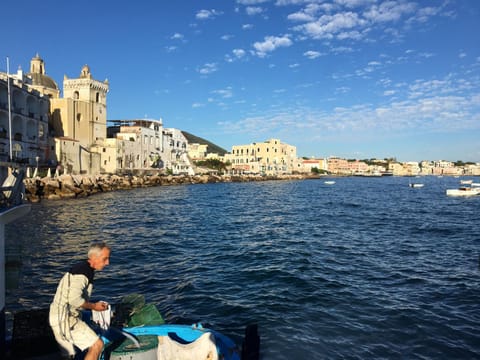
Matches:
[[24, 173, 321, 203]]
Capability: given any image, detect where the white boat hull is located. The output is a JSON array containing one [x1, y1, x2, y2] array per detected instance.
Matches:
[[446, 188, 480, 197]]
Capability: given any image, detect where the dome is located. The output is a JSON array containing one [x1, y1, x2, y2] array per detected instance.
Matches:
[[27, 72, 59, 90], [26, 53, 59, 91]]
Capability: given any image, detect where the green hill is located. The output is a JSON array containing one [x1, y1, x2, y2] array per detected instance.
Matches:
[[181, 131, 228, 155]]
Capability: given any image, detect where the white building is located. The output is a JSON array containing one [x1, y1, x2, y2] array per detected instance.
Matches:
[[0, 69, 50, 166], [105, 120, 193, 175]]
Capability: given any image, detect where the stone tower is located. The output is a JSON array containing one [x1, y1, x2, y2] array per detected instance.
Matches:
[[60, 65, 109, 147]]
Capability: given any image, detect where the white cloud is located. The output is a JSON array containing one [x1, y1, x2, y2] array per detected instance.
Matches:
[[363, 1, 417, 23], [243, 24, 254, 30], [197, 63, 218, 75], [246, 6, 263, 16], [212, 87, 233, 98], [237, 0, 269, 4], [304, 50, 322, 59], [253, 35, 293, 57], [171, 33, 184, 40], [233, 49, 246, 58], [296, 12, 367, 40], [196, 9, 222, 20]]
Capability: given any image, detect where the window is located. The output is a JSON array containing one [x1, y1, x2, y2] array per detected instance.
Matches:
[[38, 124, 45, 139]]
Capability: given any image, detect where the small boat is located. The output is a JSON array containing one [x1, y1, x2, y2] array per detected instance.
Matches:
[[446, 186, 480, 197], [460, 179, 473, 185], [93, 296, 259, 360], [102, 323, 244, 360], [324, 180, 335, 185], [409, 183, 424, 188]]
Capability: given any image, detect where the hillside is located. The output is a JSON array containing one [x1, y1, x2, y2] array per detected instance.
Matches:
[[181, 131, 228, 156]]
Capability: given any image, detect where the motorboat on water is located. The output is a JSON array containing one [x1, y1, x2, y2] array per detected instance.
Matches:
[[446, 186, 480, 197], [409, 183, 424, 188], [324, 180, 335, 185]]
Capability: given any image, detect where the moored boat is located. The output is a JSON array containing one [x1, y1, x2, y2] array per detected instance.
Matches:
[[446, 186, 480, 197], [102, 323, 243, 360], [409, 183, 424, 188]]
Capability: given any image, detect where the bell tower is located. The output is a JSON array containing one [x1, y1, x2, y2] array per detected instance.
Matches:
[[61, 65, 109, 147]]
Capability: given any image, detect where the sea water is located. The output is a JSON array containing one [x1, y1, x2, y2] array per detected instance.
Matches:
[[6, 176, 480, 359]]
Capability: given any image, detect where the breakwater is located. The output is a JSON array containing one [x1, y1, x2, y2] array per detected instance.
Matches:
[[23, 173, 319, 202]]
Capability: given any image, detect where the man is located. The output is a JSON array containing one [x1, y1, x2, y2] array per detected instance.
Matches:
[[49, 242, 111, 360]]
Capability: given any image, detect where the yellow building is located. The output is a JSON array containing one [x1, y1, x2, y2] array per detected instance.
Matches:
[[226, 138, 297, 175], [50, 64, 109, 174], [51, 65, 109, 149]]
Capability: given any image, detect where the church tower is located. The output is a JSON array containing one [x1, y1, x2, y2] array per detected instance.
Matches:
[[60, 65, 109, 147]]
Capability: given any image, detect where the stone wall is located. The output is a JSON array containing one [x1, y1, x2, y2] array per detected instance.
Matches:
[[24, 173, 319, 202]]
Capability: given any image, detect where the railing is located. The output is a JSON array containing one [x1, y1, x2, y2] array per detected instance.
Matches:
[[0, 168, 27, 209]]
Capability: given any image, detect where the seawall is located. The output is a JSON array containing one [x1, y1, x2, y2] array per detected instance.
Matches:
[[24, 173, 321, 202]]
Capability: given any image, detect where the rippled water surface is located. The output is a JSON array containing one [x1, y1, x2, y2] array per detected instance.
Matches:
[[6, 176, 480, 359]]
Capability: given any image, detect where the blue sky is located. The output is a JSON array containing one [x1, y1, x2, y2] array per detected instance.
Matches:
[[2, 0, 480, 162]]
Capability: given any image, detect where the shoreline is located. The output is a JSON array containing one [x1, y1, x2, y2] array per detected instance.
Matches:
[[23, 173, 323, 202]]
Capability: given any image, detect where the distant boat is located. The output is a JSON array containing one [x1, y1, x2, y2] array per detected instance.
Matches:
[[324, 180, 335, 185], [446, 186, 480, 197], [460, 180, 473, 185], [409, 183, 424, 188]]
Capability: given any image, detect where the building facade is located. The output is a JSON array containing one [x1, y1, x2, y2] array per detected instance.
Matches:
[[0, 69, 50, 166], [104, 120, 193, 175], [226, 138, 297, 175]]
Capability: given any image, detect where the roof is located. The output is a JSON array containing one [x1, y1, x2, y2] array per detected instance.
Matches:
[[27, 72, 59, 90]]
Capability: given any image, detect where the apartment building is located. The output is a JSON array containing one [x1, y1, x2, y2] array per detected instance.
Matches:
[[0, 69, 50, 166], [226, 138, 297, 175], [104, 120, 193, 175]]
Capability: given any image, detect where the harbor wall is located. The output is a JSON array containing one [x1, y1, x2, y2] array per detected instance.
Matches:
[[23, 173, 320, 202]]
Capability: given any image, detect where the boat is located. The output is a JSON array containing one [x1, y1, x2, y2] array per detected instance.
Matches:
[[101, 323, 245, 360], [446, 186, 480, 197], [324, 180, 335, 185], [460, 179, 473, 185], [91, 294, 259, 360], [409, 183, 424, 188]]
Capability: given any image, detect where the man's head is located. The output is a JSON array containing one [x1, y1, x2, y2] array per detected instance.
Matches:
[[88, 242, 111, 271]]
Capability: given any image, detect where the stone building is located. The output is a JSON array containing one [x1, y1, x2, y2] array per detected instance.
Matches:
[[50, 64, 109, 174]]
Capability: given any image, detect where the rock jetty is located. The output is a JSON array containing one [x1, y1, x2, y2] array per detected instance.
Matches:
[[24, 173, 319, 203]]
